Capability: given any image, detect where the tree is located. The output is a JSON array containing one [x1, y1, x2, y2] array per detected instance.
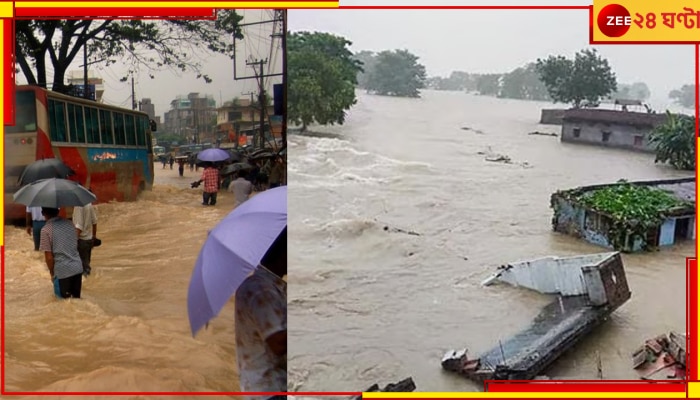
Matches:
[[354, 50, 376, 89], [648, 111, 695, 171], [365, 49, 426, 97], [535, 49, 617, 108], [288, 31, 362, 131], [475, 74, 501, 96], [15, 14, 243, 94], [500, 63, 550, 101], [613, 82, 651, 101], [668, 84, 695, 108]]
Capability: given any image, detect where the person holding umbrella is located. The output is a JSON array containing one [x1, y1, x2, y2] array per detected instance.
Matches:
[[14, 178, 97, 299], [187, 186, 287, 397], [191, 162, 221, 206], [39, 207, 85, 299], [235, 227, 287, 397]]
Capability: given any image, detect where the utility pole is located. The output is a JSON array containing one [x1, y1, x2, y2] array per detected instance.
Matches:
[[83, 44, 89, 99], [281, 9, 287, 147], [233, 10, 284, 150], [131, 75, 137, 110], [246, 59, 267, 149], [241, 91, 255, 120]]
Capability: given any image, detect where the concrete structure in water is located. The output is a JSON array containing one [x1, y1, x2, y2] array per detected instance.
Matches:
[[560, 109, 668, 152], [550, 178, 695, 252], [443, 252, 630, 382]]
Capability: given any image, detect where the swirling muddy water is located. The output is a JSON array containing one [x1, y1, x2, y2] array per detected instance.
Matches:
[[4, 165, 242, 399], [288, 90, 692, 392]]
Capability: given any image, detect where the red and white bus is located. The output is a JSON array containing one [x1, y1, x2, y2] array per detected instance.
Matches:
[[5, 85, 156, 221]]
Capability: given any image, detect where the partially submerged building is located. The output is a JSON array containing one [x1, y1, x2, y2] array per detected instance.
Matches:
[[443, 252, 631, 381], [560, 108, 668, 152], [551, 177, 695, 252]]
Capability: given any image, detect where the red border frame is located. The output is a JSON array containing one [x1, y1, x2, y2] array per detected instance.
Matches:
[[2, 3, 697, 397]]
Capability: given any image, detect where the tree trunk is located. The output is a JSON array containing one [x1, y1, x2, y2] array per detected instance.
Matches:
[[300, 123, 307, 133], [52, 65, 68, 94], [16, 51, 37, 85], [35, 52, 48, 88]]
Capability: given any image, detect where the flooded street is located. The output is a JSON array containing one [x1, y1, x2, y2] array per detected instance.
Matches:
[[4, 164, 242, 397], [287, 90, 692, 392]]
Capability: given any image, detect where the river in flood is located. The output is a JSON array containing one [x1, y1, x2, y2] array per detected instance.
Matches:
[[287, 90, 693, 392], [4, 164, 243, 399]]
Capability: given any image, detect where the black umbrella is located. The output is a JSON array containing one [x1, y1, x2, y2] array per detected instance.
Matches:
[[249, 148, 275, 157], [227, 150, 243, 163], [13, 178, 96, 208], [249, 151, 276, 160], [18, 158, 75, 186], [220, 162, 254, 176]]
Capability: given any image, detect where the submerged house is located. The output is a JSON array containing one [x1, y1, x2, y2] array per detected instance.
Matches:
[[551, 177, 695, 252], [560, 109, 668, 152]]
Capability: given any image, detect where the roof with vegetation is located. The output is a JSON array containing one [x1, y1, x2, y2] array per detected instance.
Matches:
[[552, 177, 695, 222]]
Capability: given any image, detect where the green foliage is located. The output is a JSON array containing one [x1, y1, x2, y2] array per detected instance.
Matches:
[[288, 31, 363, 131], [668, 84, 695, 108], [426, 71, 474, 91], [427, 64, 549, 101], [572, 183, 692, 251], [15, 13, 243, 93], [499, 63, 550, 101], [613, 82, 651, 101], [354, 50, 377, 89], [535, 49, 617, 108], [363, 49, 427, 97], [648, 111, 695, 171], [475, 74, 501, 96]]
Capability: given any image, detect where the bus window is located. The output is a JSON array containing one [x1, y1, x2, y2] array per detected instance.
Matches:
[[114, 113, 126, 145], [85, 107, 100, 144], [48, 100, 68, 142], [67, 103, 86, 143], [136, 116, 147, 147], [6, 90, 37, 133], [124, 114, 136, 145], [99, 109, 114, 145]]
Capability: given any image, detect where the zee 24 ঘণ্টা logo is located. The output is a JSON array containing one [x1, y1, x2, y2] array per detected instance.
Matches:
[[597, 3, 700, 38]]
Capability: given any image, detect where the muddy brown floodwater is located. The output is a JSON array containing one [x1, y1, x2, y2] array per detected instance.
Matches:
[[4, 164, 245, 399], [287, 90, 692, 392]]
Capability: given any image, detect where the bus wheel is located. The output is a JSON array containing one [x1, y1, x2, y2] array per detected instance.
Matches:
[[138, 181, 146, 196]]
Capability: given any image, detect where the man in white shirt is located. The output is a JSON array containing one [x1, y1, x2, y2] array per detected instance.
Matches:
[[26, 206, 45, 251], [72, 203, 98, 276], [228, 173, 253, 207], [235, 227, 286, 399]]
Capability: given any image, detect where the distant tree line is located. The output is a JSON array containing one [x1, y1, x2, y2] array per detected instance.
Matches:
[[426, 50, 651, 106], [425, 64, 551, 101]]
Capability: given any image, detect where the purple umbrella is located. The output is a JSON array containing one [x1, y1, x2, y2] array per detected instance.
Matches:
[[196, 148, 231, 162], [187, 186, 287, 336]]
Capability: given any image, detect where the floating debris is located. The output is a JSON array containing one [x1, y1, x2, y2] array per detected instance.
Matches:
[[443, 252, 631, 382], [528, 131, 559, 137], [353, 377, 416, 400], [632, 332, 686, 380], [461, 126, 486, 134], [383, 225, 421, 236], [485, 154, 512, 164]]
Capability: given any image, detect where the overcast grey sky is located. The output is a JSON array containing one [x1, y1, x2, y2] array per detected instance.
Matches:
[[289, 9, 695, 109], [16, 10, 283, 121]]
